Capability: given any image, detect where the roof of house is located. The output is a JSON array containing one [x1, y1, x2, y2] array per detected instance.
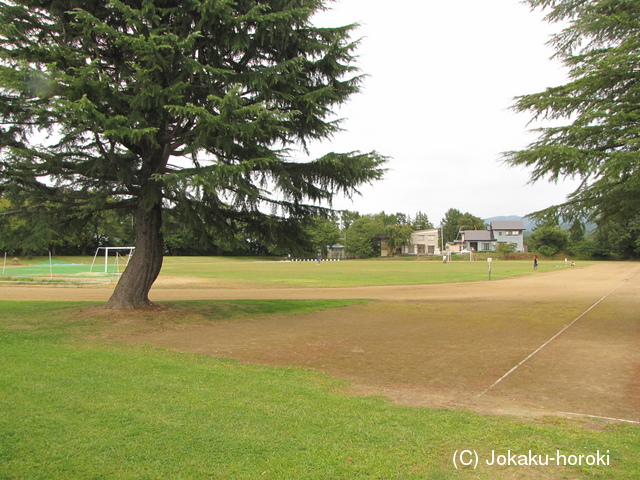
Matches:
[[463, 230, 494, 241], [491, 221, 525, 230]]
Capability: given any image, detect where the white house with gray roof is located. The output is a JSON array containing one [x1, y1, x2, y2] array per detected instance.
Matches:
[[490, 221, 526, 252], [450, 220, 526, 253]]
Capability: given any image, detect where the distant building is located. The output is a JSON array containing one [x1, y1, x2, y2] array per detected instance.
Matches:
[[381, 228, 440, 257], [327, 245, 346, 260], [460, 229, 495, 252], [448, 221, 526, 253], [490, 221, 526, 252]]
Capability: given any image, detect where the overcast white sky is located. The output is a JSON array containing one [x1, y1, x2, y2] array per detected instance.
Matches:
[[302, 0, 578, 225]]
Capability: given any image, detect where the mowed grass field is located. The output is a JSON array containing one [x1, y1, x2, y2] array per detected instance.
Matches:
[[160, 258, 553, 287], [2, 258, 638, 479], [3, 254, 573, 287]]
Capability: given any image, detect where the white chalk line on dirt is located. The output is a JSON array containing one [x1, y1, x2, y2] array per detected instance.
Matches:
[[557, 411, 639, 424], [478, 266, 640, 398]]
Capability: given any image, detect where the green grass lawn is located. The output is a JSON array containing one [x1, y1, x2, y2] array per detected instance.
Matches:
[[159, 257, 573, 288], [3, 255, 283, 267], [1, 301, 637, 479], [3, 255, 579, 288]]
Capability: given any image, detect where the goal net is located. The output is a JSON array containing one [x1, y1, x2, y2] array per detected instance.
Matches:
[[90, 247, 135, 274]]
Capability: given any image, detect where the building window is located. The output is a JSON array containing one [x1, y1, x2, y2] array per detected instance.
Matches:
[[482, 243, 492, 250], [418, 235, 425, 240], [427, 235, 435, 241], [418, 244, 426, 254]]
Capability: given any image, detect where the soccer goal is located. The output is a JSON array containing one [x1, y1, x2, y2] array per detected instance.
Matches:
[[90, 247, 135, 274]]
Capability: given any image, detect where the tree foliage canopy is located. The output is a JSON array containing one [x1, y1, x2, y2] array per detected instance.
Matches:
[[343, 215, 382, 258], [0, 0, 387, 307], [503, 0, 640, 223], [528, 224, 569, 256], [440, 208, 484, 244], [412, 211, 433, 230], [383, 223, 413, 256]]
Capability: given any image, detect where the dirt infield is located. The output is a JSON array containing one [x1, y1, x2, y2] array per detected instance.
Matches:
[[2, 262, 639, 422]]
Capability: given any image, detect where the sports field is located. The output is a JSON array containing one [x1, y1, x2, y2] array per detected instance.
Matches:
[[3, 258, 638, 421], [2, 258, 639, 478], [147, 261, 640, 422]]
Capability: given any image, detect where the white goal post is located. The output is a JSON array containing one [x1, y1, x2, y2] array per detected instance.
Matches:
[[90, 247, 135, 274]]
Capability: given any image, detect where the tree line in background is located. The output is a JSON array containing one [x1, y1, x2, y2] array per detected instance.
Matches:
[[2, 199, 638, 259]]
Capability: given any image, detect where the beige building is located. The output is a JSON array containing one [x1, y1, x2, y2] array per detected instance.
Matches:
[[403, 228, 440, 255], [380, 228, 441, 257]]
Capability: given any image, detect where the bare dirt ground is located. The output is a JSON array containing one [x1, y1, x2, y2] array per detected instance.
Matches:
[[2, 262, 639, 423]]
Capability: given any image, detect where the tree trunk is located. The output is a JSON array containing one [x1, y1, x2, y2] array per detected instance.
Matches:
[[105, 198, 164, 310]]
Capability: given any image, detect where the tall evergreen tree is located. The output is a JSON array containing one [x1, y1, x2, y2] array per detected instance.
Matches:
[[503, 0, 640, 223], [0, 0, 386, 308]]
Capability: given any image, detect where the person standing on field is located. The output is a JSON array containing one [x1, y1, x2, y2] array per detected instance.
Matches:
[[533, 255, 538, 270]]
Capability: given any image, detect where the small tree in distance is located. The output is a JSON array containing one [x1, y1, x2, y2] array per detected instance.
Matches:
[[529, 225, 569, 257], [344, 214, 385, 258], [412, 211, 433, 230], [384, 224, 414, 257], [496, 242, 518, 259]]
